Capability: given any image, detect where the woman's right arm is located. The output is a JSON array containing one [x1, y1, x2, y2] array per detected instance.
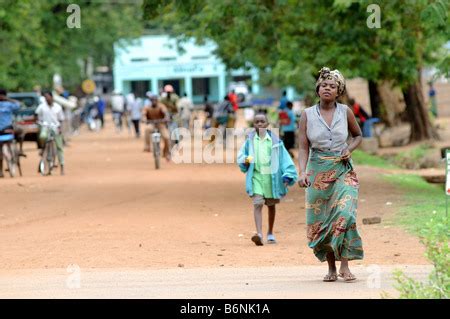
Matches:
[[298, 110, 310, 188]]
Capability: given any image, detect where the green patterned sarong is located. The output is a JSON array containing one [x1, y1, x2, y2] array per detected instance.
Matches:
[[306, 149, 364, 262]]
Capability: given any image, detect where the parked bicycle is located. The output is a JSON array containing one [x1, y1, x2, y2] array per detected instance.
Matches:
[[0, 128, 22, 178], [37, 122, 59, 176]]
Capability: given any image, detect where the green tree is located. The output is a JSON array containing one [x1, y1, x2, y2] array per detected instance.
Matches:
[[0, 0, 144, 91], [144, 0, 449, 141]]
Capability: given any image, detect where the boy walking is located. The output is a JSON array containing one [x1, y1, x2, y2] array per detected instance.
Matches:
[[238, 113, 298, 246]]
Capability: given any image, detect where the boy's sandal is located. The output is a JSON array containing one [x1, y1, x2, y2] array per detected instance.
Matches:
[[266, 234, 277, 244], [323, 274, 338, 282], [251, 234, 263, 246], [339, 272, 356, 282]]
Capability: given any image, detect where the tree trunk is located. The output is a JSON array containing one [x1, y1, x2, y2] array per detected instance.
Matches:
[[376, 80, 406, 127], [368, 80, 381, 119], [402, 79, 439, 141]]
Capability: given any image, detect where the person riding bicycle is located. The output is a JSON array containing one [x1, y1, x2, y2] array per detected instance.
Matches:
[[160, 85, 180, 144], [0, 88, 21, 178], [35, 90, 65, 175], [142, 93, 171, 161]]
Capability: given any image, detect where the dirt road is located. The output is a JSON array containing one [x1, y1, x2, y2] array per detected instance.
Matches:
[[0, 265, 432, 299], [0, 115, 429, 297]]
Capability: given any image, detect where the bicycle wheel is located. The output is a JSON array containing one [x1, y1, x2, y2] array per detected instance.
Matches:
[[48, 141, 57, 174], [153, 141, 160, 169], [39, 142, 52, 176], [3, 143, 17, 178], [11, 140, 22, 177]]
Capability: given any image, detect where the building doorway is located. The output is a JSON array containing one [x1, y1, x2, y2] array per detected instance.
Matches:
[[130, 80, 150, 98]]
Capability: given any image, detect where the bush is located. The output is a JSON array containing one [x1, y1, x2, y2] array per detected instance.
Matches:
[[392, 144, 436, 169], [387, 213, 449, 299]]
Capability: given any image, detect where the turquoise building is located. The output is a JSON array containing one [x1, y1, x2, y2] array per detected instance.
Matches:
[[113, 35, 262, 104]]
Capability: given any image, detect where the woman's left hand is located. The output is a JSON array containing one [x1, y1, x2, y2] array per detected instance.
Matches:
[[341, 148, 351, 160]]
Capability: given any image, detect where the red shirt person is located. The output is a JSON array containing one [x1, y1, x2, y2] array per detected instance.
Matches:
[[349, 98, 370, 127], [228, 90, 239, 111]]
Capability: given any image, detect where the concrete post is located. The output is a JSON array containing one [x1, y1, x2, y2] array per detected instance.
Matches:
[[151, 78, 159, 95], [218, 74, 226, 101], [184, 76, 193, 98]]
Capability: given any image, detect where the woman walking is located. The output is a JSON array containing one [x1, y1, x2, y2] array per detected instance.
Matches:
[[298, 67, 364, 282]]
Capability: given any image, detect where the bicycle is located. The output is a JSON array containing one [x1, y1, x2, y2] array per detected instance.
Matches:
[[0, 129, 22, 178], [143, 119, 169, 170], [113, 111, 123, 133], [37, 122, 59, 176]]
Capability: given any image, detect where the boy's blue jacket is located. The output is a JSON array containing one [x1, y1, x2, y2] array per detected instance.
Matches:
[[237, 130, 298, 199]]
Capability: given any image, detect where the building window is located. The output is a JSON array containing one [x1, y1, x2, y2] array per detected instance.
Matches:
[[191, 55, 210, 60], [130, 58, 149, 62], [131, 81, 150, 98], [192, 78, 210, 96], [159, 57, 177, 62], [232, 75, 251, 82]]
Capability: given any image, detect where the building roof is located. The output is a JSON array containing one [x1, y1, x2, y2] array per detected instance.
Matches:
[[114, 35, 220, 66]]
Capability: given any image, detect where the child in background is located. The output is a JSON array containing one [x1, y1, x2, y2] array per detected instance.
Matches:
[[238, 113, 298, 246], [280, 101, 297, 158]]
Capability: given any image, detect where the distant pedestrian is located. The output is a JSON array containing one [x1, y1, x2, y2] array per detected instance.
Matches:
[[96, 96, 106, 129], [125, 93, 135, 134], [210, 95, 233, 142], [279, 90, 289, 110], [349, 98, 369, 129], [130, 97, 144, 138], [280, 101, 297, 157], [349, 97, 379, 137], [429, 82, 438, 118], [0, 88, 21, 178], [228, 90, 239, 112], [177, 93, 194, 130], [203, 95, 214, 129]]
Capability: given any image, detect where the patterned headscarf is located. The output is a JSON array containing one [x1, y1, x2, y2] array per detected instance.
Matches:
[[315, 67, 346, 97]]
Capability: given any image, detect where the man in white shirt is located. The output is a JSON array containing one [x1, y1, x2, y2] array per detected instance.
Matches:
[[111, 91, 126, 132], [130, 97, 144, 138], [35, 91, 65, 175], [177, 93, 194, 130]]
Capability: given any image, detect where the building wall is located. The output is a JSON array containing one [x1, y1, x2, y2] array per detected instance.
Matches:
[[113, 35, 258, 103]]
